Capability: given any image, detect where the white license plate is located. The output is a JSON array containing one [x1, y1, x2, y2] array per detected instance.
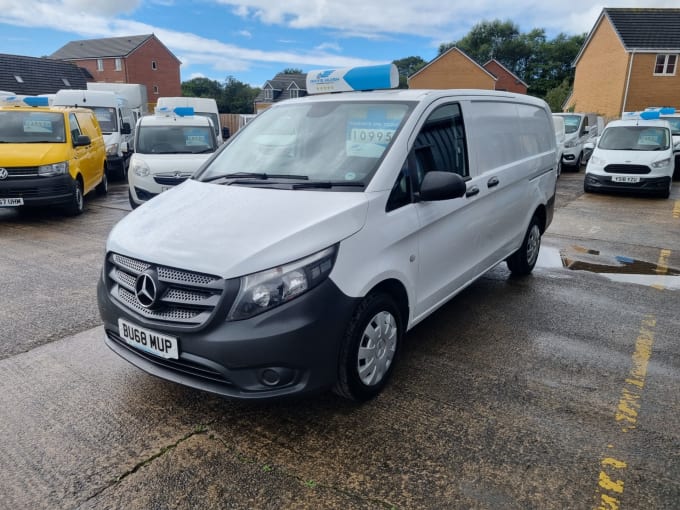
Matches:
[[0, 197, 24, 207], [612, 176, 640, 183], [118, 318, 179, 360]]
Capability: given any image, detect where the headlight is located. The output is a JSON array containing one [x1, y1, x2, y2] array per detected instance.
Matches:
[[564, 140, 577, 148], [589, 155, 606, 166], [131, 159, 150, 177], [38, 161, 68, 177], [227, 245, 338, 321], [651, 158, 671, 169], [106, 143, 119, 156]]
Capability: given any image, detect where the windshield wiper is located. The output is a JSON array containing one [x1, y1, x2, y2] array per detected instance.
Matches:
[[292, 181, 365, 189], [204, 172, 309, 182]]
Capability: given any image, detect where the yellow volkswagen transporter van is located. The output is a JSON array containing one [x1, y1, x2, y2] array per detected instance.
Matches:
[[0, 96, 107, 215]]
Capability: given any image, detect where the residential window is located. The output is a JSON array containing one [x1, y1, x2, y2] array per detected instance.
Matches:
[[115, 58, 122, 71], [654, 54, 677, 75], [153, 85, 159, 95], [97, 59, 104, 71], [290, 88, 299, 99], [151, 60, 157, 70], [264, 88, 273, 101]]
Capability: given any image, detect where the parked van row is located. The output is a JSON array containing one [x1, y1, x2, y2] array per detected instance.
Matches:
[[0, 95, 107, 215], [97, 64, 558, 402]]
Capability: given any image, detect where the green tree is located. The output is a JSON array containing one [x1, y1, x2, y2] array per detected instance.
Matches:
[[181, 77, 223, 99], [221, 76, 260, 114], [392, 56, 427, 88], [281, 68, 304, 74], [544, 77, 572, 112], [437, 19, 585, 100]]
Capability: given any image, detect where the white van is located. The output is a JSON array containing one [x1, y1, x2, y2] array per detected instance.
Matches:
[[156, 97, 228, 144], [584, 117, 673, 198], [87, 82, 149, 123], [552, 115, 566, 176], [53, 89, 135, 179], [97, 65, 557, 402], [128, 107, 218, 208], [553, 112, 604, 170]]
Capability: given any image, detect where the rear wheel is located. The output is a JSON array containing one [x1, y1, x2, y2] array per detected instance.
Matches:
[[506, 215, 541, 275], [64, 179, 84, 216], [334, 292, 402, 401]]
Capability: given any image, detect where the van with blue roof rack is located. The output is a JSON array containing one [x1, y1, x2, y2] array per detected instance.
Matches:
[[97, 64, 557, 402]]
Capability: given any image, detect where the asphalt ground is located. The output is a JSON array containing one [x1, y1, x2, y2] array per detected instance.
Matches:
[[0, 171, 679, 509]]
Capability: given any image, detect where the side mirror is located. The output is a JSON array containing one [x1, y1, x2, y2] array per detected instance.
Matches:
[[121, 122, 132, 135], [73, 134, 91, 147], [418, 171, 467, 202], [222, 126, 231, 139]]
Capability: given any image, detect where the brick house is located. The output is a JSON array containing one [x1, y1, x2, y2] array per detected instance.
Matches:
[[407, 47, 497, 90], [0, 53, 89, 95], [483, 59, 528, 94], [253, 73, 307, 113], [566, 8, 680, 118], [50, 34, 181, 105]]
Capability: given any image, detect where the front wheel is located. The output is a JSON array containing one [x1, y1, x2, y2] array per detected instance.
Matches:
[[506, 215, 541, 275], [64, 179, 84, 216], [574, 152, 583, 172], [334, 292, 402, 401]]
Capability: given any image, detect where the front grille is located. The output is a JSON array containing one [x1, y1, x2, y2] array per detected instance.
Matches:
[[153, 174, 191, 186], [106, 329, 231, 384], [0, 183, 72, 198], [2, 167, 39, 178], [107, 252, 227, 327], [604, 164, 651, 175]]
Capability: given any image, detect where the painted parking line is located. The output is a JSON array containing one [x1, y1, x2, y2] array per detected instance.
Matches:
[[673, 200, 680, 219], [594, 246, 670, 510]]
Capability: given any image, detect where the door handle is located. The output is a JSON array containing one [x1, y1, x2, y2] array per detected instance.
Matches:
[[487, 177, 499, 188], [465, 186, 479, 198]]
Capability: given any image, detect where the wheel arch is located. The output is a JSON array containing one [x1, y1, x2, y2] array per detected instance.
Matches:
[[364, 278, 410, 331]]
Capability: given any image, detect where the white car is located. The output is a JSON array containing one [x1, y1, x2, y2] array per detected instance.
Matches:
[[584, 118, 673, 198], [553, 112, 604, 170], [128, 109, 218, 208], [98, 65, 557, 402]]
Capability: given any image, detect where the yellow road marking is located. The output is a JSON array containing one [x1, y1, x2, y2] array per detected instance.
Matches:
[[673, 200, 680, 219]]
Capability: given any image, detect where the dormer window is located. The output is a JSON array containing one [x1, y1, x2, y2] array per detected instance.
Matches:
[[264, 87, 273, 101], [290, 88, 299, 99], [654, 54, 677, 76]]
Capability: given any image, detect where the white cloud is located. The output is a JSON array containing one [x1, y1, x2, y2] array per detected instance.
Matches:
[[237, 29, 252, 38], [315, 42, 341, 52], [189, 72, 206, 79], [216, 0, 680, 40]]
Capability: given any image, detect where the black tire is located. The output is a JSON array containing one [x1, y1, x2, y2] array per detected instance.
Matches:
[[506, 215, 541, 276], [660, 180, 671, 199], [334, 292, 402, 402], [128, 190, 139, 210], [584, 182, 593, 193], [64, 179, 84, 216], [96, 170, 108, 196], [574, 152, 582, 172]]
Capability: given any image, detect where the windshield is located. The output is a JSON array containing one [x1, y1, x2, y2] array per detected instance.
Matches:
[[558, 115, 582, 134], [660, 116, 680, 136], [0, 111, 65, 143], [598, 126, 670, 151], [197, 101, 413, 187], [88, 106, 118, 133], [136, 125, 217, 154]]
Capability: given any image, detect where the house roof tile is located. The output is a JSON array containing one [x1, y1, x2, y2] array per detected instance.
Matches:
[[606, 8, 680, 50], [50, 34, 154, 59], [0, 53, 89, 95]]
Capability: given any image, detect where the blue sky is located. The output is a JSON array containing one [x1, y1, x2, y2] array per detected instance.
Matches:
[[0, 0, 677, 87]]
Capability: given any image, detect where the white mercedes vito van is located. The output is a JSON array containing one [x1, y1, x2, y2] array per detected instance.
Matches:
[[97, 65, 557, 402]]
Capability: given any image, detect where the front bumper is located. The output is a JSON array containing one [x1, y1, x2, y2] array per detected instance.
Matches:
[[585, 173, 671, 194], [0, 174, 75, 206], [97, 275, 359, 400]]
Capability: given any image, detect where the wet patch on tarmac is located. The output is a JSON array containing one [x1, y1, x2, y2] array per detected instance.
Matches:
[[536, 245, 680, 290]]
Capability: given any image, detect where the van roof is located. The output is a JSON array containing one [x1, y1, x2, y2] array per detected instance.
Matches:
[[606, 119, 670, 129], [139, 114, 214, 127]]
